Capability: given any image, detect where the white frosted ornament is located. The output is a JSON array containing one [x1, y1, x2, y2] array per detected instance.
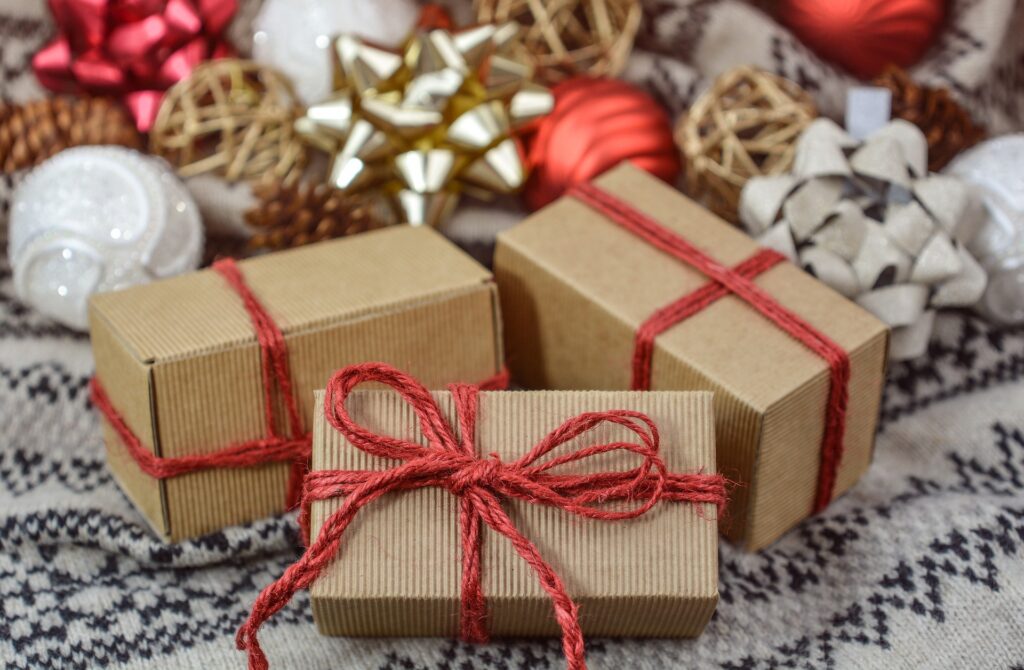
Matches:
[[251, 0, 420, 104], [8, 146, 203, 331], [946, 135, 1024, 325]]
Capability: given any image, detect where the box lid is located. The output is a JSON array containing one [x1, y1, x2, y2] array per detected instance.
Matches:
[[89, 226, 493, 364]]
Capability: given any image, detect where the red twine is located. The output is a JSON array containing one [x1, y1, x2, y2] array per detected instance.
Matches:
[[569, 182, 851, 513], [236, 362, 727, 670], [91, 258, 311, 508], [33, 0, 237, 131], [91, 258, 510, 511]]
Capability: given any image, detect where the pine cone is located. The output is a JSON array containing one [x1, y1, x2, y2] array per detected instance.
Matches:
[[245, 179, 382, 251], [875, 66, 986, 172], [0, 96, 142, 173]]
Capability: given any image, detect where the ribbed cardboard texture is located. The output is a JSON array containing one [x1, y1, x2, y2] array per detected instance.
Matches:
[[89, 226, 504, 542], [494, 164, 889, 551], [309, 388, 719, 638]]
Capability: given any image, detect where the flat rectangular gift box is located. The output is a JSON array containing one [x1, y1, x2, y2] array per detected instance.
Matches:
[[308, 388, 720, 638], [494, 164, 890, 550], [89, 226, 504, 542]]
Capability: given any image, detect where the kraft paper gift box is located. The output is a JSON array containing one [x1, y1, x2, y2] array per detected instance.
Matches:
[[494, 163, 890, 551], [306, 386, 721, 641], [89, 226, 504, 542]]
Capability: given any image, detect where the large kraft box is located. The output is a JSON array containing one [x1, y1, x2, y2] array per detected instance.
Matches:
[[89, 227, 504, 542], [494, 164, 889, 550], [309, 388, 720, 638]]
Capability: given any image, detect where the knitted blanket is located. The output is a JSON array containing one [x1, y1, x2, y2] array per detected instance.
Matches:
[[2, 1, 1023, 668]]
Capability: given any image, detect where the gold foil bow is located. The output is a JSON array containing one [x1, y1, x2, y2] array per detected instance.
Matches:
[[295, 23, 554, 227]]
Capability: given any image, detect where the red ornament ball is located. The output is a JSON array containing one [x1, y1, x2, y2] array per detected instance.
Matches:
[[775, 0, 945, 80], [524, 77, 681, 211]]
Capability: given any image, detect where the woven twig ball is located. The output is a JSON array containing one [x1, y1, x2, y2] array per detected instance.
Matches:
[[676, 67, 817, 222], [150, 59, 307, 185], [474, 0, 641, 85]]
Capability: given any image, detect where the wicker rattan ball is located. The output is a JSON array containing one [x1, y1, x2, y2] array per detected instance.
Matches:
[[150, 59, 307, 185], [474, 0, 641, 84], [676, 67, 816, 222]]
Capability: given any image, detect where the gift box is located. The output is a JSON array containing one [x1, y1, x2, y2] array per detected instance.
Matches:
[[494, 164, 889, 550], [89, 227, 504, 542], [305, 378, 720, 642]]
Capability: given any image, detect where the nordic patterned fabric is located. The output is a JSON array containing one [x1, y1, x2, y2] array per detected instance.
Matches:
[[2, 1, 1023, 668]]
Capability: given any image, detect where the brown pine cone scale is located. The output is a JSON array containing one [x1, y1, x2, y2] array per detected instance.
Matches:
[[0, 96, 142, 173], [875, 66, 986, 172], [245, 179, 382, 251]]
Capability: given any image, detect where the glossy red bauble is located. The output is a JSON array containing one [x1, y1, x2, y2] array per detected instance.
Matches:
[[524, 77, 681, 211], [775, 0, 945, 80]]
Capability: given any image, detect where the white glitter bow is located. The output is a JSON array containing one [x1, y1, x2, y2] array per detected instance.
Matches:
[[739, 118, 987, 360]]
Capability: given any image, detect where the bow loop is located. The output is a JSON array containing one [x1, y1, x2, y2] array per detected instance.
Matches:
[[163, 0, 203, 41], [55, 0, 108, 50], [324, 363, 462, 462], [508, 409, 669, 520]]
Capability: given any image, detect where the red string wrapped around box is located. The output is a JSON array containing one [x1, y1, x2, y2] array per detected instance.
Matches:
[[568, 181, 851, 513], [91, 258, 312, 507], [91, 259, 510, 511], [235, 362, 728, 670]]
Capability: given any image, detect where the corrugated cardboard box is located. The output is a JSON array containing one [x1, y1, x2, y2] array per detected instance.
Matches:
[[494, 164, 889, 550], [90, 226, 504, 542], [309, 388, 719, 638]]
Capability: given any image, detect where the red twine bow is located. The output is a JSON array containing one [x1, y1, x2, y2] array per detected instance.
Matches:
[[33, 0, 237, 131], [236, 362, 727, 670]]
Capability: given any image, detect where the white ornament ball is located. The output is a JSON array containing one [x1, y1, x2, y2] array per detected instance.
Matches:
[[8, 146, 203, 331], [251, 0, 420, 105], [946, 135, 1024, 325]]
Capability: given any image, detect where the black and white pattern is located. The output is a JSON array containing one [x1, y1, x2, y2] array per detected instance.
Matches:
[[627, 0, 1024, 135], [2, 1, 1024, 668]]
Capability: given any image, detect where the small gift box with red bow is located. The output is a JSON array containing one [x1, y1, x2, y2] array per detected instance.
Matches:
[[237, 363, 724, 670], [495, 164, 890, 551], [89, 227, 504, 542]]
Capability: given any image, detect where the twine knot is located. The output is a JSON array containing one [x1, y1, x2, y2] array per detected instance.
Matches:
[[238, 362, 728, 670], [448, 453, 504, 495]]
